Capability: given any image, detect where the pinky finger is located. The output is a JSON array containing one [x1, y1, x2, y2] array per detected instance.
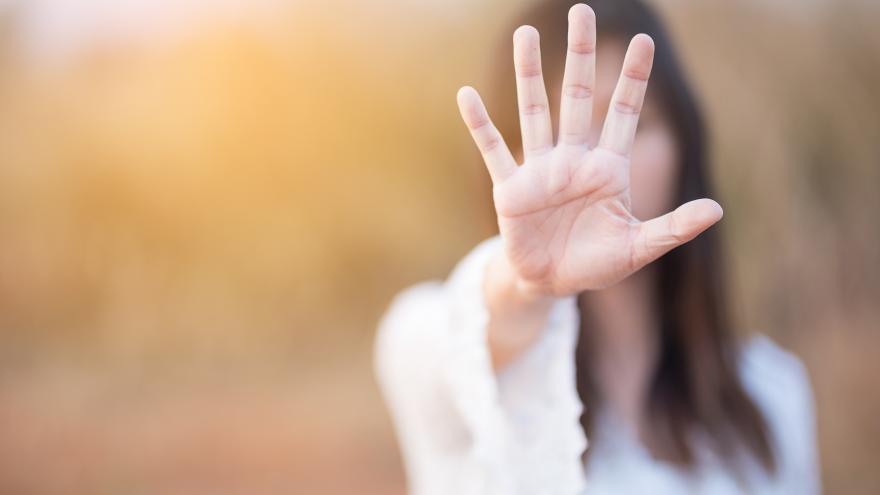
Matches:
[[456, 86, 517, 183]]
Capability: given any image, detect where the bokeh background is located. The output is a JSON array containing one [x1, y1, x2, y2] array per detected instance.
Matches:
[[0, 0, 877, 493]]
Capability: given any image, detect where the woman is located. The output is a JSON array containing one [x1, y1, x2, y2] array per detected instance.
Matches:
[[374, 1, 819, 493]]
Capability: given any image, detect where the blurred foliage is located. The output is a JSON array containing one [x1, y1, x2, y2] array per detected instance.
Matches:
[[0, 0, 877, 493]]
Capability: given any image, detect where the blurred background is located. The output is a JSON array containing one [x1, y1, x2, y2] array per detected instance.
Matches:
[[0, 0, 877, 493]]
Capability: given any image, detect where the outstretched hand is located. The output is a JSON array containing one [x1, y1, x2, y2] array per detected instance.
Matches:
[[457, 4, 722, 297]]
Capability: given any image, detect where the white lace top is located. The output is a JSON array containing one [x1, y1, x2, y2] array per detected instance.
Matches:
[[374, 235, 820, 494]]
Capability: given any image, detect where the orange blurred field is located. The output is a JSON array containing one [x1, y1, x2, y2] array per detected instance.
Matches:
[[0, 0, 878, 493]]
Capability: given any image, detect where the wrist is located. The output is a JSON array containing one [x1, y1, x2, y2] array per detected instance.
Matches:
[[486, 250, 556, 309], [483, 248, 558, 369]]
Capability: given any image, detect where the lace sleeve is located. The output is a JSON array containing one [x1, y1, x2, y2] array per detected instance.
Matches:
[[442, 235, 588, 494], [375, 236, 588, 495]]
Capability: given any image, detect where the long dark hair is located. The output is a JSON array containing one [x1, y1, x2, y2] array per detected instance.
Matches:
[[482, 0, 776, 474]]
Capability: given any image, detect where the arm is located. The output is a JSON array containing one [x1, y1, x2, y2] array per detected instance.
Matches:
[[462, 5, 722, 372], [483, 250, 556, 370], [379, 4, 725, 493], [375, 236, 586, 495]]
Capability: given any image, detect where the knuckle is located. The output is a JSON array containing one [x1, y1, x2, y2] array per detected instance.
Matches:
[[624, 67, 650, 81], [563, 83, 593, 99], [613, 100, 641, 115], [469, 115, 491, 130], [481, 135, 501, 152], [515, 63, 542, 78], [568, 41, 595, 55], [522, 103, 548, 115], [666, 213, 686, 244]]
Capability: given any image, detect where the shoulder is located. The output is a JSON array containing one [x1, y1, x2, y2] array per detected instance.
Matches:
[[738, 334, 815, 420], [738, 334, 820, 487], [739, 334, 812, 404], [377, 281, 446, 334], [376, 235, 502, 333], [373, 280, 453, 429], [374, 280, 447, 371], [375, 235, 503, 364]]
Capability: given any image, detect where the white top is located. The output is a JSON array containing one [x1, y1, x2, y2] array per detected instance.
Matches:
[[374, 235, 821, 495]]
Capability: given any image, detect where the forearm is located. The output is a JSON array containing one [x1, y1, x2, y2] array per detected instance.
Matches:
[[483, 250, 558, 370]]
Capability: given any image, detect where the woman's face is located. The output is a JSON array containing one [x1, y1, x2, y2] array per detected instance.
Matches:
[[555, 39, 680, 221]]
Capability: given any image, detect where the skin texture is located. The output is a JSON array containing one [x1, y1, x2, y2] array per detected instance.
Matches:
[[456, 4, 722, 369]]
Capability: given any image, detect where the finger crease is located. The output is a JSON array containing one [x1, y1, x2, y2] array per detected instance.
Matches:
[[613, 101, 641, 115], [564, 83, 593, 99], [522, 103, 548, 115], [567, 43, 595, 55]]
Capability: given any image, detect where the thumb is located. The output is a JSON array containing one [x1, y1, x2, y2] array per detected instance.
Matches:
[[631, 198, 723, 270]]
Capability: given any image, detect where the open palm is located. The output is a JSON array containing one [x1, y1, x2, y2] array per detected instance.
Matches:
[[457, 4, 722, 297]]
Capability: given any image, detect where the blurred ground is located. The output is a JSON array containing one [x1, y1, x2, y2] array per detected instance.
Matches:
[[0, 0, 878, 493]]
